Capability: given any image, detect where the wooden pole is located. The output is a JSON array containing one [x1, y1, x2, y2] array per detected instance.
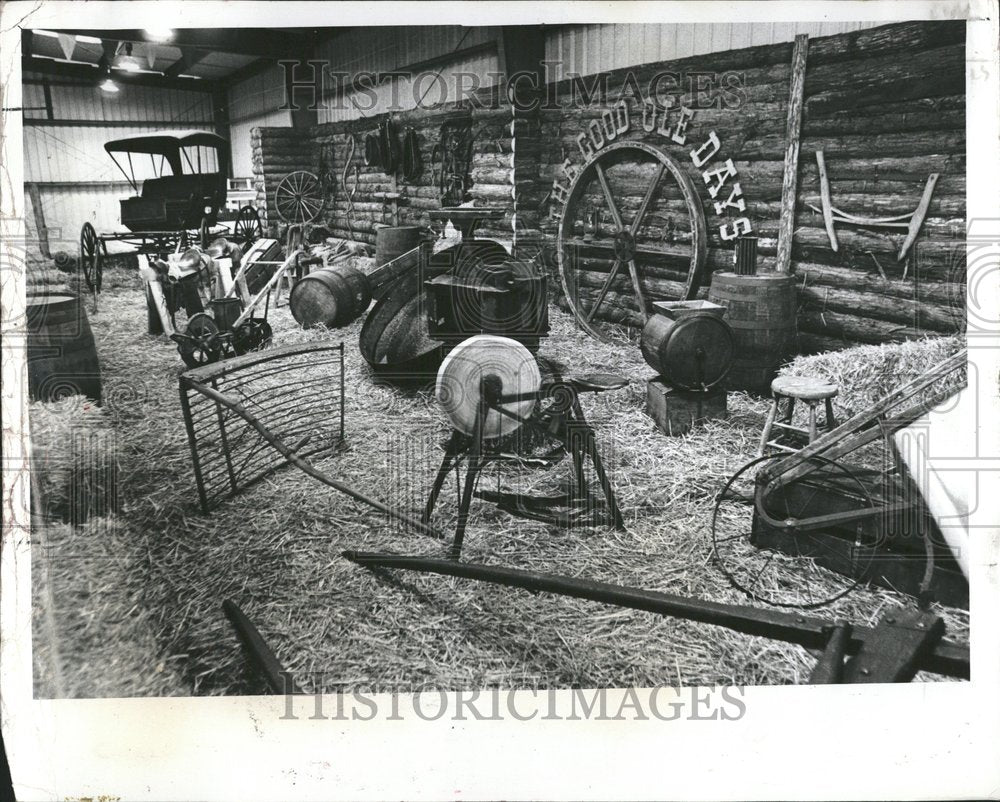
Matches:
[[776, 34, 809, 274]]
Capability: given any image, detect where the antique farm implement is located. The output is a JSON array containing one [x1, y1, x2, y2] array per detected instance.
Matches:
[[80, 131, 261, 292], [340, 551, 969, 685], [556, 141, 709, 340], [427, 335, 625, 559], [712, 349, 968, 608]]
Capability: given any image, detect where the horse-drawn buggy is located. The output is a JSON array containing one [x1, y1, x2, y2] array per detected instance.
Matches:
[[78, 130, 263, 291]]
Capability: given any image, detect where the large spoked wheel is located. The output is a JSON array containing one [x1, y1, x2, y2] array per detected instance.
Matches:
[[234, 205, 263, 249], [79, 222, 103, 292], [711, 453, 877, 609], [557, 141, 707, 341], [274, 171, 324, 225]]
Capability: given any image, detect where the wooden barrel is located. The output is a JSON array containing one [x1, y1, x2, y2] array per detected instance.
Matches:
[[26, 292, 102, 404], [707, 272, 797, 394], [289, 265, 372, 329], [375, 226, 422, 267]]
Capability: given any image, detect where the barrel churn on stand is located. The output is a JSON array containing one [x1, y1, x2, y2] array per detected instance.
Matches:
[[641, 300, 734, 436], [26, 292, 103, 404]]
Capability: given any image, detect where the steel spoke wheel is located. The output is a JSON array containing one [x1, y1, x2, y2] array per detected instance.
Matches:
[[711, 453, 877, 609], [177, 312, 223, 368], [234, 205, 263, 249], [557, 141, 707, 341], [79, 222, 103, 292], [274, 171, 324, 225], [232, 318, 273, 355]]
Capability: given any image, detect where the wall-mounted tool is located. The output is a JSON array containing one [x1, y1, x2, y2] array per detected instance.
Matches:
[[433, 118, 475, 207], [809, 149, 939, 262], [401, 126, 423, 182]]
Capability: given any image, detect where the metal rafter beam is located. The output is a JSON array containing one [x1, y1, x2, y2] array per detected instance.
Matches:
[[53, 28, 319, 59], [165, 46, 211, 79], [22, 55, 216, 93]]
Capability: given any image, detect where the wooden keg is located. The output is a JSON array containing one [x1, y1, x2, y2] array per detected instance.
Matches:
[[640, 301, 734, 391], [375, 225, 423, 267], [26, 292, 103, 404], [707, 272, 797, 394], [289, 265, 373, 329]]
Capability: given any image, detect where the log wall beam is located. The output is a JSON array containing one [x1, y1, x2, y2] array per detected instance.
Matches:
[[776, 34, 809, 275]]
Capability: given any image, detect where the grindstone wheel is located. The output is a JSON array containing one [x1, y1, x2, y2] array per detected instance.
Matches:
[[436, 335, 542, 440], [274, 171, 324, 225], [711, 452, 877, 609]]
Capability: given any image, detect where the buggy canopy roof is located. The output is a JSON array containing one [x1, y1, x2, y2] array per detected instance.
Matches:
[[104, 130, 227, 155], [104, 130, 229, 180]]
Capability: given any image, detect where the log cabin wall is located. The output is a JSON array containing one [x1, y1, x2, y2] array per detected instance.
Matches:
[[528, 19, 965, 352], [253, 90, 515, 247], [251, 126, 314, 238]]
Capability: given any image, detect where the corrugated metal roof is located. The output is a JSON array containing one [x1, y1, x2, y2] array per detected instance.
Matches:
[[543, 21, 883, 81]]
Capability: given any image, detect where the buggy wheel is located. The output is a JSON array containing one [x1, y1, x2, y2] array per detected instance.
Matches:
[[234, 205, 263, 250], [79, 222, 103, 292], [274, 171, 324, 225], [711, 453, 877, 609]]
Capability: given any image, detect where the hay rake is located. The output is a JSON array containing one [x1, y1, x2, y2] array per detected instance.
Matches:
[[712, 348, 968, 608]]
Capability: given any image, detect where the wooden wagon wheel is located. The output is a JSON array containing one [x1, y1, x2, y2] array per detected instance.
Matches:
[[557, 141, 707, 341], [233, 205, 263, 249], [274, 170, 324, 225], [79, 222, 103, 292], [711, 453, 877, 609]]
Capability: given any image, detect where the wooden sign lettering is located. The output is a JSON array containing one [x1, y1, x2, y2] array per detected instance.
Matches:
[[549, 99, 753, 243]]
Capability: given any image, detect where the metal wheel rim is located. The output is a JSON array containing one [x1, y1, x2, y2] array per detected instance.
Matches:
[[711, 452, 877, 609], [556, 141, 707, 342], [79, 222, 101, 291], [274, 171, 324, 225]]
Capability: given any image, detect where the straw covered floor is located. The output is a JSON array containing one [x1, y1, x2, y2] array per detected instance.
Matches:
[[31, 267, 968, 697]]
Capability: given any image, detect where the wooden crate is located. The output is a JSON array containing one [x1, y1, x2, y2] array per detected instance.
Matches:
[[646, 378, 727, 436]]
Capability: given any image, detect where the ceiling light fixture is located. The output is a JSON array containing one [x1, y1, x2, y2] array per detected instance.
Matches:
[[116, 42, 141, 72], [144, 27, 174, 42], [97, 57, 119, 93]]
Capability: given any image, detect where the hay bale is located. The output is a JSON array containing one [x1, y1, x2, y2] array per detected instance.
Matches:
[[30, 395, 119, 524], [779, 334, 965, 418]]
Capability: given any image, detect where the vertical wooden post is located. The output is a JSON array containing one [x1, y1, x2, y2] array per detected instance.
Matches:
[[776, 34, 809, 275]]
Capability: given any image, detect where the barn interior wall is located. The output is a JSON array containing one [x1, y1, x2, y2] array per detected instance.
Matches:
[[22, 71, 216, 265], [530, 19, 966, 351], [253, 20, 964, 351]]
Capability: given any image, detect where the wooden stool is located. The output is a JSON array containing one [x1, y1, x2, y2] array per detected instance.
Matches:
[[758, 375, 839, 456]]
